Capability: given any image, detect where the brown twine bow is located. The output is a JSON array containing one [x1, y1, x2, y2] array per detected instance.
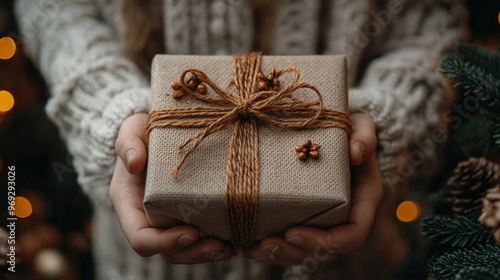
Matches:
[[145, 52, 352, 247]]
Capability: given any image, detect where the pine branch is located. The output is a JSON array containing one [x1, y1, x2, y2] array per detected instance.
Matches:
[[441, 45, 500, 107], [441, 53, 500, 108], [422, 215, 494, 247], [441, 44, 500, 149], [428, 245, 500, 279], [455, 266, 500, 280], [454, 44, 500, 76]]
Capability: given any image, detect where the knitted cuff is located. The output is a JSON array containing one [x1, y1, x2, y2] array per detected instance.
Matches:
[[79, 87, 150, 205], [40, 49, 150, 204]]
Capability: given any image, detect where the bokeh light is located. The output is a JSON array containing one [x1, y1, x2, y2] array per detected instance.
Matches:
[[0, 90, 15, 113], [15, 196, 33, 218], [396, 200, 421, 223], [0, 37, 16, 60], [34, 249, 66, 278]]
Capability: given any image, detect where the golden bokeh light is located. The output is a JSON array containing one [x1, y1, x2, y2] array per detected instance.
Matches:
[[15, 196, 33, 218], [34, 249, 66, 278], [0, 90, 15, 113], [396, 200, 421, 223], [0, 37, 16, 60]]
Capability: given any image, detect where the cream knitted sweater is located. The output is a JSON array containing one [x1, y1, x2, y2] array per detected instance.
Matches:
[[15, 0, 465, 279]]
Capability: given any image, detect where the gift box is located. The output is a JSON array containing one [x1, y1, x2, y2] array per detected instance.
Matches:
[[144, 53, 351, 247]]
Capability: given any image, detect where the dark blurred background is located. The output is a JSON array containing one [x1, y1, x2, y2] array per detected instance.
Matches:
[[0, 1, 93, 279], [0, 0, 499, 279]]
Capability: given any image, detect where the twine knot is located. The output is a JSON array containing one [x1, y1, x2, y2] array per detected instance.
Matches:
[[238, 101, 253, 119]]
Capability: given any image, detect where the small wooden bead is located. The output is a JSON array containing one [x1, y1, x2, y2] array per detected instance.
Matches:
[[257, 72, 267, 81], [273, 78, 280, 86], [296, 140, 321, 160], [298, 152, 308, 160], [273, 78, 280, 91], [305, 140, 312, 148], [173, 90, 184, 99], [258, 81, 268, 91], [171, 82, 182, 90], [197, 83, 207, 94], [187, 79, 198, 90], [310, 144, 321, 151], [270, 67, 276, 78], [309, 151, 319, 158]]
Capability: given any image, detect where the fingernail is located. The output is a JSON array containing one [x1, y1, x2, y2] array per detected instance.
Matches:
[[177, 235, 197, 247], [203, 252, 225, 262], [262, 243, 281, 257], [287, 235, 306, 247], [251, 250, 268, 259], [125, 149, 137, 170]]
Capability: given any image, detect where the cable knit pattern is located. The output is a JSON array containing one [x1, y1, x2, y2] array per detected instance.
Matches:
[[164, 0, 253, 55], [189, 0, 210, 54], [15, 0, 149, 204], [15, 0, 465, 279], [273, 0, 321, 54], [164, 0, 190, 53], [348, 0, 466, 190], [226, 0, 253, 53], [94, 0, 125, 40], [209, 0, 230, 54], [324, 0, 370, 83]]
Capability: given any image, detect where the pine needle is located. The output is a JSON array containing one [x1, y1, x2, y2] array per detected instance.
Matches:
[[422, 215, 495, 247], [429, 245, 500, 279]]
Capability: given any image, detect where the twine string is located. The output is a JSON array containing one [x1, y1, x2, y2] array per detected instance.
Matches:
[[145, 53, 352, 247]]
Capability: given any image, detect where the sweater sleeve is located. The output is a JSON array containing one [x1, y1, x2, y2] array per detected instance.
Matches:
[[15, 0, 149, 204], [348, 0, 466, 190]]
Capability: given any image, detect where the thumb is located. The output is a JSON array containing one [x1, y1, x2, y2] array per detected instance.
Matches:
[[115, 113, 148, 174], [349, 113, 377, 166]]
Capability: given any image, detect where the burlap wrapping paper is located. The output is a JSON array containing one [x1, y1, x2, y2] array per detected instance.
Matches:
[[144, 55, 350, 244]]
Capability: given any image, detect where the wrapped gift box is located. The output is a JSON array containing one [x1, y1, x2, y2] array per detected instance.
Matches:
[[144, 54, 351, 247]]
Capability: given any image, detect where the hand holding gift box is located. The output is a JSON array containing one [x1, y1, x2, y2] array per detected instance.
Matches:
[[144, 53, 353, 248], [109, 55, 381, 263]]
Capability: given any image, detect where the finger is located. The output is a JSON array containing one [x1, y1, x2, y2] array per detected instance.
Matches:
[[109, 159, 199, 257], [285, 227, 340, 256], [350, 153, 383, 228], [333, 153, 382, 252], [286, 154, 382, 254], [163, 238, 236, 264], [115, 113, 148, 174], [349, 113, 377, 166], [332, 153, 382, 252], [248, 237, 308, 265]]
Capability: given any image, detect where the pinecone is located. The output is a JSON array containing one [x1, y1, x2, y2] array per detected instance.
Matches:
[[478, 186, 500, 243], [448, 157, 500, 214], [0, 228, 8, 266]]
